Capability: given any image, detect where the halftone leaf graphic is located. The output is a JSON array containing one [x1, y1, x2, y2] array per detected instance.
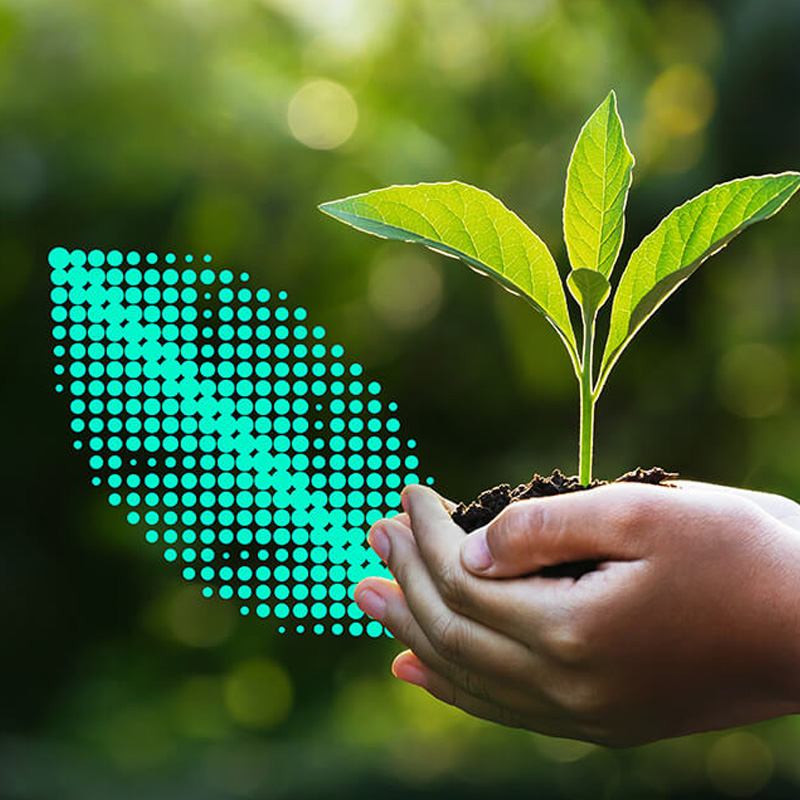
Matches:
[[49, 247, 433, 637]]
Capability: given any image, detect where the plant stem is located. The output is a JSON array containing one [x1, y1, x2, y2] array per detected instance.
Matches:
[[578, 311, 596, 485]]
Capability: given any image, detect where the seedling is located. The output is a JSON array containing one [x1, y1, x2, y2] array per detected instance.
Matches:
[[320, 92, 800, 485]]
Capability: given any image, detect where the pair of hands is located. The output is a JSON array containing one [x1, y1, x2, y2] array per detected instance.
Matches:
[[353, 480, 800, 747]]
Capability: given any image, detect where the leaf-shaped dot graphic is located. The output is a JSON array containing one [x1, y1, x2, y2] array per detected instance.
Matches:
[[49, 247, 433, 637]]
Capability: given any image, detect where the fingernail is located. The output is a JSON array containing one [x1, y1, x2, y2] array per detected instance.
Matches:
[[393, 661, 426, 688], [400, 487, 410, 513], [369, 526, 391, 561], [356, 588, 386, 621], [462, 529, 493, 572]]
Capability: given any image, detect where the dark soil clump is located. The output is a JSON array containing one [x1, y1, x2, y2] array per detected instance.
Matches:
[[451, 466, 678, 533]]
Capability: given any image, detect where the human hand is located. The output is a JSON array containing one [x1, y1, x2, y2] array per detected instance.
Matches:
[[353, 481, 800, 746]]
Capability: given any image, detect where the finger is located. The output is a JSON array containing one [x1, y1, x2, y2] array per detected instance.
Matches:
[[393, 650, 530, 728], [377, 501, 571, 640], [392, 651, 568, 737], [371, 496, 453, 536], [461, 482, 654, 578], [673, 480, 800, 527], [354, 577, 554, 715], [361, 522, 547, 674], [384, 511, 411, 529], [401, 483, 460, 535], [400, 484, 476, 609], [437, 494, 458, 513], [402, 483, 457, 515], [399, 483, 562, 627]]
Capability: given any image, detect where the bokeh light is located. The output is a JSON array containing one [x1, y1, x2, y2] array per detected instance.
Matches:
[[165, 585, 236, 647], [716, 343, 790, 419], [288, 80, 359, 150], [646, 64, 716, 137], [224, 657, 293, 729], [706, 732, 774, 797], [368, 250, 443, 331]]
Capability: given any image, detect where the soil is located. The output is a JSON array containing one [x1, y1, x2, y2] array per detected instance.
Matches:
[[450, 466, 678, 579]]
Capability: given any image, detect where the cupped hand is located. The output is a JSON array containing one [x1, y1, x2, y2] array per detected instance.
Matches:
[[354, 481, 800, 746]]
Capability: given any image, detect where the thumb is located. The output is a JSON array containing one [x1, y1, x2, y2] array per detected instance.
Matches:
[[459, 483, 651, 578]]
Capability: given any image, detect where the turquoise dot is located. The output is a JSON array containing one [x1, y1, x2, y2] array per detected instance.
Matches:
[[48, 247, 70, 269], [87, 249, 105, 267]]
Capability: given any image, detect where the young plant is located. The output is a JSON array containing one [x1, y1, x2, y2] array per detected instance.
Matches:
[[319, 92, 800, 485]]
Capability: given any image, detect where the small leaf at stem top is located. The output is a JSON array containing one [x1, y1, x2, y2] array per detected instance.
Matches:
[[599, 172, 800, 386], [567, 268, 611, 322], [320, 181, 576, 353], [563, 90, 634, 279]]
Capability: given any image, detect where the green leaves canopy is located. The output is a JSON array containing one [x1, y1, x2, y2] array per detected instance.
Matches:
[[319, 181, 577, 355], [320, 95, 800, 402], [599, 172, 800, 384]]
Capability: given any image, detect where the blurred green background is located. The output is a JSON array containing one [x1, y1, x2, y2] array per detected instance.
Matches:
[[2, 0, 800, 797]]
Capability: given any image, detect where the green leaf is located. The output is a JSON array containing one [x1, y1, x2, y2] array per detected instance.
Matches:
[[567, 268, 611, 321], [600, 172, 800, 384], [563, 91, 634, 279], [320, 181, 576, 353]]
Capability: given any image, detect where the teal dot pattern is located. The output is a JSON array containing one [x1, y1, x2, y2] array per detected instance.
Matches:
[[48, 248, 435, 637]]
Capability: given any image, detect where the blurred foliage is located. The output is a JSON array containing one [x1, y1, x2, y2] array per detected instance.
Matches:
[[1, 0, 800, 797]]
